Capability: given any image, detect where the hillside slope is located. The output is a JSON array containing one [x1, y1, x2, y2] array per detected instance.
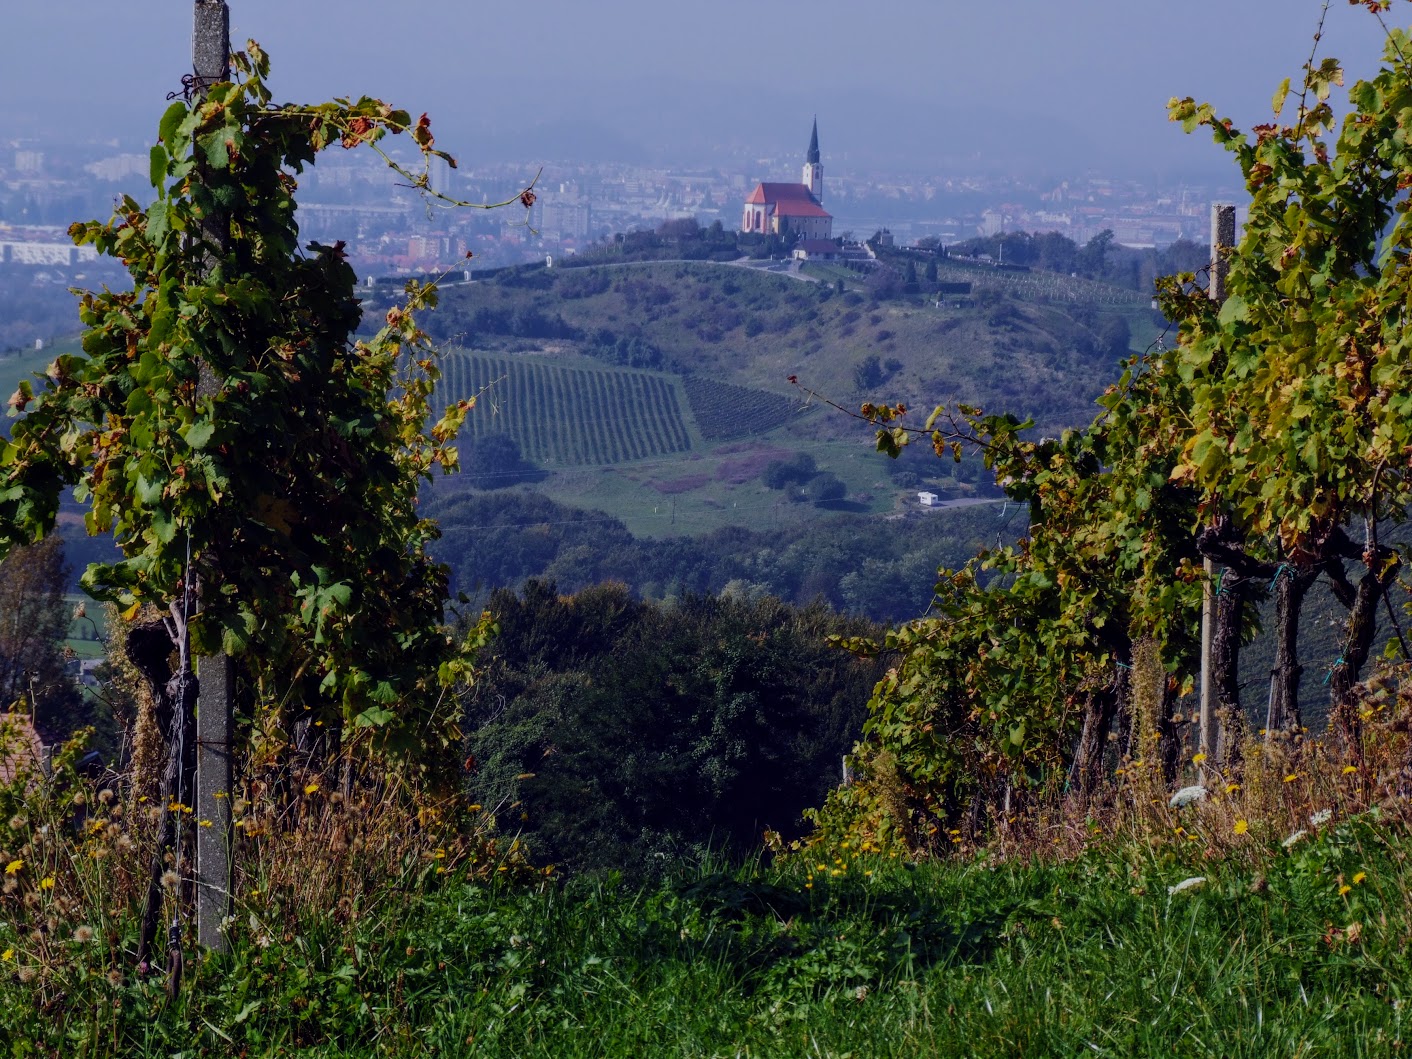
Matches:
[[418, 259, 1148, 436]]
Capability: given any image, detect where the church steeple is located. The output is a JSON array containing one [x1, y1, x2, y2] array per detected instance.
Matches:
[[802, 117, 823, 202]]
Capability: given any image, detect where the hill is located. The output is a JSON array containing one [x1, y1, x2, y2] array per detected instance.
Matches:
[[415, 258, 1150, 438]]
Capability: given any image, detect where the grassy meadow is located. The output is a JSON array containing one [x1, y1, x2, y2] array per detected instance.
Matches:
[[3, 767, 1409, 1057]]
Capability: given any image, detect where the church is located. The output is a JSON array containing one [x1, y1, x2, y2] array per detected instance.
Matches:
[[740, 120, 833, 241]]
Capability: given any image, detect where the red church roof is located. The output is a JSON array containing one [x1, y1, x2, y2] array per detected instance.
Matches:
[[775, 198, 831, 218], [746, 182, 813, 205], [745, 182, 830, 220], [745, 182, 832, 218]]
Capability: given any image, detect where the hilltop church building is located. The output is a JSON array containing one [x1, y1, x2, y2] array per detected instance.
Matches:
[[740, 120, 833, 241]]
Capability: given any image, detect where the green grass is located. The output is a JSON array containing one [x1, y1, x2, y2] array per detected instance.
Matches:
[[511, 437, 904, 539], [61, 594, 107, 660], [8, 810, 1411, 1056], [931, 256, 1151, 308], [0, 337, 81, 415]]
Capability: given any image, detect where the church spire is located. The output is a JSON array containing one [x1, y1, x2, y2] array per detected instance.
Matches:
[[802, 117, 824, 203]]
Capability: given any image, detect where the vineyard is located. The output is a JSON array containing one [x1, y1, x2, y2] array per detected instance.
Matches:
[[436, 352, 694, 466], [937, 260, 1151, 307], [681, 376, 812, 441]]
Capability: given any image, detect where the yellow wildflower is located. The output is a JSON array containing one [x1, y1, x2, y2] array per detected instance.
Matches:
[[39, 877, 54, 891], [4, 859, 21, 875], [1283, 774, 1298, 783], [1, 948, 11, 961], [1192, 753, 1207, 765], [1353, 871, 1367, 885], [303, 783, 320, 796], [1233, 819, 1249, 836], [1339, 884, 1352, 896], [1342, 766, 1358, 775]]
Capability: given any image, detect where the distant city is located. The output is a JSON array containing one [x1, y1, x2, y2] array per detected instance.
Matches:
[[0, 127, 1245, 290]]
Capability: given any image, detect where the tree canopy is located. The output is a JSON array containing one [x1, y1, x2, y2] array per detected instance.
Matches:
[[0, 43, 526, 761], [810, 18, 1412, 853]]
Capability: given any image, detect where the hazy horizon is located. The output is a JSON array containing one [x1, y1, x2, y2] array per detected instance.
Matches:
[[0, 1, 1398, 182]]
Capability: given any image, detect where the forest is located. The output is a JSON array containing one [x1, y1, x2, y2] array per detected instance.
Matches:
[[5, 13, 1412, 1055]]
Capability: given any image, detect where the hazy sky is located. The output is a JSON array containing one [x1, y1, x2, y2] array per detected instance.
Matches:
[[1, 1, 1398, 180]]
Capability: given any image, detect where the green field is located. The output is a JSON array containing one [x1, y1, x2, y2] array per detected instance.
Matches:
[[528, 438, 906, 538], [0, 337, 80, 419], [63, 592, 106, 659]]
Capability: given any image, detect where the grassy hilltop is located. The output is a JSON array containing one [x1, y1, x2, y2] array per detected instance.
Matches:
[[415, 257, 1150, 439]]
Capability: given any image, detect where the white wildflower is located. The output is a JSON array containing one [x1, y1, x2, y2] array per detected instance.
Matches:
[[1309, 809, 1333, 827], [1168, 786, 1207, 809], [1167, 876, 1207, 896], [1282, 829, 1308, 849]]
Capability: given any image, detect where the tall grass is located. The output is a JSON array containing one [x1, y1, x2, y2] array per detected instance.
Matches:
[[3, 744, 1411, 1054], [5, 665, 1412, 1056]]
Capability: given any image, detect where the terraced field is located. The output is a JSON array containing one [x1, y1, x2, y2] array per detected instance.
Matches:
[[437, 352, 694, 466]]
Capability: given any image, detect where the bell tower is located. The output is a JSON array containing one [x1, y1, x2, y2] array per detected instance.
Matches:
[[802, 117, 823, 202]]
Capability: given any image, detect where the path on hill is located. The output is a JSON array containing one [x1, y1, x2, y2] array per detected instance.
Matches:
[[459, 257, 824, 283]]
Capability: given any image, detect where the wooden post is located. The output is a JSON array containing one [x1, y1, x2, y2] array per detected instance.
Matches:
[[1199, 203, 1236, 764], [192, 0, 234, 954], [1209, 202, 1235, 305]]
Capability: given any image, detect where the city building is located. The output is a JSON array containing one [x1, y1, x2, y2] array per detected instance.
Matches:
[[740, 120, 833, 240]]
